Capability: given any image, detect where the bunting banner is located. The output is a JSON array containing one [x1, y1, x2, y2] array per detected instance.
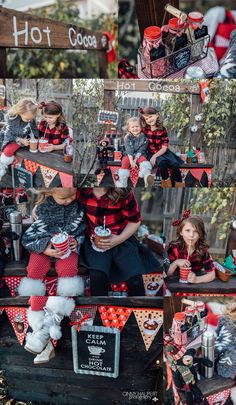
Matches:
[[3, 275, 91, 297], [3, 276, 22, 296], [142, 273, 163, 296], [40, 165, 58, 188], [98, 306, 133, 331], [133, 309, 163, 351], [58, 172, 73, 187], [70, 305, 97, 327], [23, 159, 39, 176], [207, 388, 231, 405], [5, 307, 28, 345], [96, 172, 105, 186]]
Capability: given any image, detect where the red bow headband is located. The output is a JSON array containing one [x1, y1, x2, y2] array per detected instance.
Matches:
[[172, 209, 191, 227]]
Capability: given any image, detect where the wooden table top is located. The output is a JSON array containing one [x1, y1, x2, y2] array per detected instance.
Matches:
[[15, 148, 73, 175], [166, 275, 236, 294]]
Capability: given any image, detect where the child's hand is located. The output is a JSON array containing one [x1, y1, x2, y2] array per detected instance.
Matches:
[[20, 138, 30, 147], [150, 156, 156, 167], [45, 144, 54, 152], [176, 259, 191, 268], [96, 234, 122, 250], [188, 272, 197, 283], [69, 237, 78, 252], [131, 160, 137, 169], [43, 243, 65, 258]]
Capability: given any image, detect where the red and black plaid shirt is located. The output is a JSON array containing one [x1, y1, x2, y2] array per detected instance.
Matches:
[[77, 188, 142, 237], [167, 243, 215, 273], [38, 120, 69, 145], [143, 127, 169, 155]]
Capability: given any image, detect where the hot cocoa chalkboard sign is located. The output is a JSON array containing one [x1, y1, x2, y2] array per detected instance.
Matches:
[[173, 48, 191, 70], [72, 325, 120, 378], [98, 110, 119, 126]]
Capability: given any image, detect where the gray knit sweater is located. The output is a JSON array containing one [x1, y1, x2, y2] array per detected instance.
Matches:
[[0, 115, 38, 151], [124, 133, 148, 158], [21, 197, 85, 254]]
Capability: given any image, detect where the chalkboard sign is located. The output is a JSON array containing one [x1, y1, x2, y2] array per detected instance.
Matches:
[[187, 323, 200, 340], [173, 33, 188, 52], [173, 48, 191, 70], [72, 325, 120, 378], [150, 44, 166, 62], [12, 166, 33, 188], [194, 26, 208, 40], [98, 110, 119, 126]]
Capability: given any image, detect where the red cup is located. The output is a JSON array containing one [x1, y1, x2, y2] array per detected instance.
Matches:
[[179, 267, 191, 284], [51, 232, 69, 255], [114, 151, 122, 161], [39, 139, 49, 152]]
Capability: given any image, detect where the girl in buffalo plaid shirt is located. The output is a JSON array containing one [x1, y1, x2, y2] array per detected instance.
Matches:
[[77, 187, 161, 296], [167, 215, 215, 284], [140, 106, 184, 188], [38, 101, 69, 152]]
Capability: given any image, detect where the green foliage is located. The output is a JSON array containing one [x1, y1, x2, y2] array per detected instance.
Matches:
[[191, 188, 236, 240], [160, 93, 190, 139], [7, 0, 117, 78]]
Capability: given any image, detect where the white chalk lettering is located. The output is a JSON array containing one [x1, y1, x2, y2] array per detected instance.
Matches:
[[68, 27, 97, 48], [12, 16, 51, 47], [149, 82, 181, 93], [117, 82, 136, 91]]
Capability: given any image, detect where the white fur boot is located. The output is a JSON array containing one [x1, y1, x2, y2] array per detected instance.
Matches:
[[56, 275, 84, 297], [17, 278, 46, 296], [44, 296, 75, 340], [115, 168, 130, 187], [24, 297, 75, 354], [27, 308, 45, 332], [0, 154, 15, 180], [139, 161, 154, 188], [34, 341, 55, 364]]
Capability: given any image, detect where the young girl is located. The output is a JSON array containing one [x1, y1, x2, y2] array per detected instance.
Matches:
[[77, 187, 162, 296], [215, 301, 236, 381], [0, 99, 38, 181], [18, 188, 85, 297], [38, 101, 69, 152], [166, 210, 215, 284], [116, 117, 154, 188], [140, 106, 185, 188]]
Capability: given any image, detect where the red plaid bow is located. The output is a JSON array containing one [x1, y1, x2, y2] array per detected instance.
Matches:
[[70, 314, 91, 332], [172, 209, 191, 227], [118, 58, 138, 79]]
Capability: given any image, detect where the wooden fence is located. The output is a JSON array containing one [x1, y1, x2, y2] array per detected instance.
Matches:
[[4, 78, 74, 125], [0, 6, 109, 78]]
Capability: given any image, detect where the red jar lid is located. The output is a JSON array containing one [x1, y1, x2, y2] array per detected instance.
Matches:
[[188, 12, 204, 23], [168, 18, 186, 31], [185, 306, 195, 314], [196, 301, 205, 309], [174, 312, 185, 322], [144, 26, 162, 40]]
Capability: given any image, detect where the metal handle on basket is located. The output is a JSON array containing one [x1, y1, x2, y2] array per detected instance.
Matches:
[[181, 298, 196, 307], [164, 4, 187, 21]]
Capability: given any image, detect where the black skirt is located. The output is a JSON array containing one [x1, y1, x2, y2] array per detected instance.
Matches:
[[155, 149, 184, 167], [80, 236, 162, 283]]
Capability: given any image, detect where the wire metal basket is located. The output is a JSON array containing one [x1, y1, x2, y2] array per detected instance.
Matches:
[[138, 35, 210, 78], [169, 315, 207, 346]]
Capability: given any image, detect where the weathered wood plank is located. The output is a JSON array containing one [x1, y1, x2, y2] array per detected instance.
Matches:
[[15, 148, 73, 175], [104, 79, 201, 94], [166, 275, 236, 294], [0, 7, 109, 51], [0, 48, 7, 77], [0, 296, 163, 307]]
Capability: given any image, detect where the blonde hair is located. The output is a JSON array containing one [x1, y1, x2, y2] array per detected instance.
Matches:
[[125, 116, 142, 137], [223, 302, 236, 322], [37, 188, 76, 205], [8, 98, 38, 119]]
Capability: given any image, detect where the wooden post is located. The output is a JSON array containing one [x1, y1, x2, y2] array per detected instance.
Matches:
[[0, 48, 7, 78], [134, 0, 179, 39], [98, 51, 109, 79]]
